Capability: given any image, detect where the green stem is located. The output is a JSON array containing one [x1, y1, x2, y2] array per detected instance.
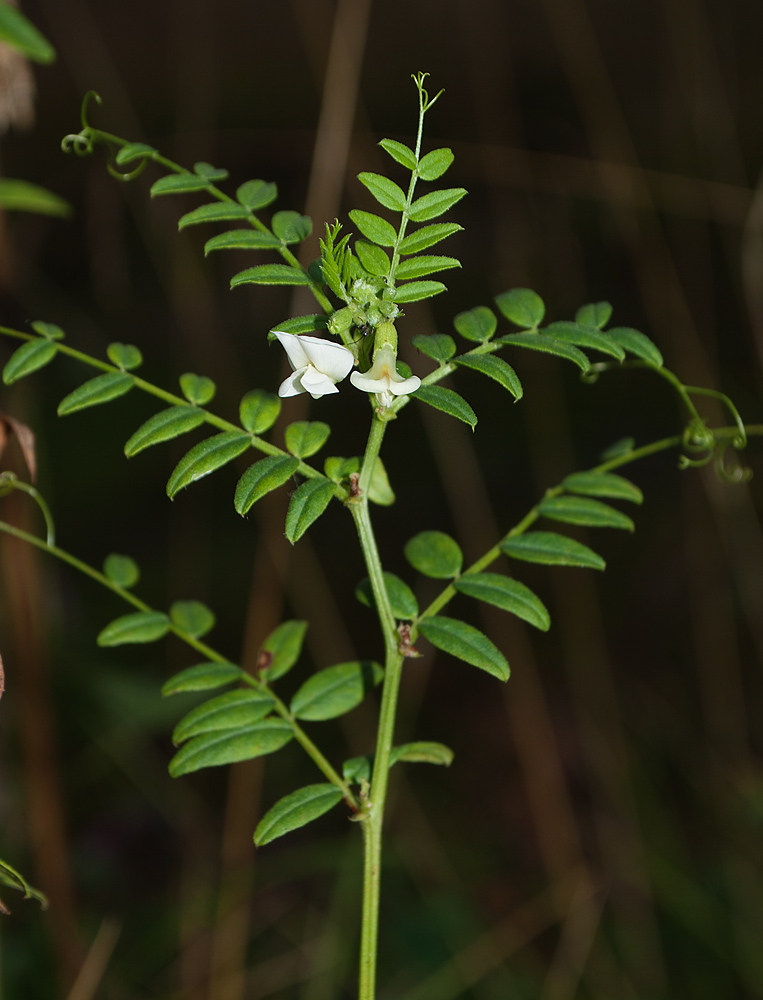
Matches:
[[348, 415, 404, 1000], [0, 516, 357, 808]]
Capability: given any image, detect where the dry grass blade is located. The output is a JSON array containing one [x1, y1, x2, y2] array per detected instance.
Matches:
[[0, 411, 36, 481], [64, 918, 122, 1000]]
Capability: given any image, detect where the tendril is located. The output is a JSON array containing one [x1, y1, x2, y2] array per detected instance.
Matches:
[[714, 441, 753, 484], [0, 473, 56, 545], [80, 89, 102, 129], [106, 159, 147, 183], [61, 132, 94, 156]]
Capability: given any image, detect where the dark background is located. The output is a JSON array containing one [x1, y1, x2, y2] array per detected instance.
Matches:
[[1, 0, 762, 997]]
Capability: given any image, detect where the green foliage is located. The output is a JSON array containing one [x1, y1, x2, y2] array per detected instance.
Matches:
[[205, 229, 281, 253], [0, 1, 55, 63], [368, 457, 395, 505], [454, 573, 550, 631], [412, 333, 457, 363], [392, 741, 454, 766], [3, 339, 58, 384], [396, 255, 460, 280], [239, 390, 280, 434], [168, 720, 293, 777], [497, 332, 590, 372], [231, 264, 312, 287], [408, 188, 467, 222], [399, 223, 462, 255], [419, 616, 510, 681], [172, 690, 275, 743], [358, 172, 407, 211], [453, 306, 497, 343], [355, 240, 391, 277], [285, 478, 335, 543], [151, 174, 212, 196], [169, 600, 216, 638], [417, 148, 455, 181], [178, 203, 251, 228], [103, 554, 140, 589], [107, 342, 142, 370], [0, 179, 70, 216], [413, 385, 477, 429], [0, 858, 47, 913], [379, 138, 417, 170], [125, 406, 206, 457], [394, 280, 447, 303], [501, 531, 605, 570], [495, 287, 545, 328], [115, 142, 156, 165], [272, 210, 312, 244], [259, 620, 308, 682], [543, 321, 625, 361], [608, 326, 664, 366], [562, 471, 643, 504], [348, 210, 397, 247], [538, 495, 635, 531], [234, 455, 299, 515], [575, 301, 613, 328], [162, 662, 244, 696], [290, 661, 384, 721], [30, 321, 65, 340], [356, 572, 419, 620], [179, 373, 216, 404], [285, 421, 331, 459], [58, 372, 134, 414], [405, 530, 463, 579], [166, 432, 251, 498], [254, 784, 344, 846], [236, 179, 277, 210], [454, 353, 522, 401], [97, 611, 171, 646]]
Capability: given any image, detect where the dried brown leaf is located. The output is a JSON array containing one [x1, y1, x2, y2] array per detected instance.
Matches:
[[0, 412, 36, 481]]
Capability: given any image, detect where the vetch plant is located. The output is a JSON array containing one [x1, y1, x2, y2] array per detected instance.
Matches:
[[0, 73, 759, 996]]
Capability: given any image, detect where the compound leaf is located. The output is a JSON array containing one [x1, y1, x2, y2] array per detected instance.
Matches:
[[419, 616, 509, 681], [170, 600, 216, 638], [455, 573, 550, 631], [412, 333, 457, 363], [358, 172, 407, 211], [234, 455, 300, 515], [125, 406, 205, 457], [173, 689, 275, 743], [544, 322, 625, 361], [417, 148, 455, 181], [575, 301, 612, 329], [166, 432, 251, 498], [259, 620, 307, 682], [561, 471, 643, 505], [168, 720, 293, 777], [497, 333, 590, 372], [205, 229, 281, 254], [231, 264, 312, 287], [408, 187, 467, 222], [538, 495, 634, 531], [3, 339, 58, 385], [405, 530, 463, 579], [254, 783, 344, 846], [348, 210, 397, 247], [290, 661, 384, 721], [455, 353, 522, 401], [495, 288, 545, 328], [396, 255, 460, 280], [178, 203, 251, 229], [272, 210, 312, 244], [501, 531, 605, 570], [607, 326, 663, 367], [399, 223, 463, 255], [355, 572, 419, 620], [97, 611, 170, 647], [103, 554, 140, 589], [284, 479, 335, 544], [58, 372, 133, 415], [162, 661, 244, 696], [150, 174, 211, 196], [379, 138, 417, 170], [236, 179, 277, 210], [413, 385, 477, 429], [179, 373, 216, 405]]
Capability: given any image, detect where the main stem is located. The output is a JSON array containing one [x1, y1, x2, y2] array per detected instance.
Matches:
[[351, 415, 405, 1000]]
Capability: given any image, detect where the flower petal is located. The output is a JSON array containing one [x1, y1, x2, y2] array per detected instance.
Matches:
[[273, 331, 310, 372], [278, 368, 308, 397], [350, 371, 387, 392], [297, 336, 354, 382], [389, 374, 421, 395], [300, 366, 340, 397]]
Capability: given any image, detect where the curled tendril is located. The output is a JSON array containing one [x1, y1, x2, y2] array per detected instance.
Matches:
[[81, 89, 102, 129], [580, 369, 599, 384], [678, 418, 714, 470], [685, 385, 747, 451], [714, 441, 753, 484], [61, 132, 94, 156], [678, 451, 714, 470], [0, 473, 56, 545], [106, 159, 147, 183]]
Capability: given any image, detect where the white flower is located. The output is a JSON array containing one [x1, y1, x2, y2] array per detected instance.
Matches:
[[274, 331, 354, 399], [350, 346, 421, 408]]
